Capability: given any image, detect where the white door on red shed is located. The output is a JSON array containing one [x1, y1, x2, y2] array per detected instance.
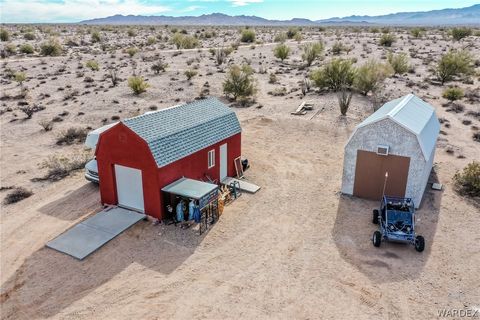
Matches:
[[114, 164, 144, 213], [220, 143, 227, 182]]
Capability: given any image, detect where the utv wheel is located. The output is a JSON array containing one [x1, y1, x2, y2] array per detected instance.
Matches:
[[415, 236, 425, 252], [372, 209, 379, 224], [372, 231, 382, 247]]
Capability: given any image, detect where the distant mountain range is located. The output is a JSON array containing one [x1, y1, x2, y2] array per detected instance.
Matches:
[[80, 4, 480, 26]]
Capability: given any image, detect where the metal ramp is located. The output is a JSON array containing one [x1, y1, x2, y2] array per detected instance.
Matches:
[[46, 206, 145, 260], [222, 177, 261, 193]]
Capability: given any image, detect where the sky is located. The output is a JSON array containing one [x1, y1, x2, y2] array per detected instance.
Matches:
[[0, 0, 478, 23]]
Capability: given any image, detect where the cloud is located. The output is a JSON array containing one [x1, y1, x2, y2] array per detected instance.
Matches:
[[180, 5, 202, 12], [1, 0, 171, 23], [229, 0, 262, 7]]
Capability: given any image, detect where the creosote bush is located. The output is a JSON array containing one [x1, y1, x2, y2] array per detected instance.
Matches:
[[240, 28, 255, 43], [0, 28, 10, 41], [451, 27, 472, 41], [354, 59, 392, 95], [410, 27, 424, 38], [91, 30, 101, 43], [24, 32, 36, 40], [301, 42, 324, 67], [436, 50, 473, 85], [126, 47, 139, 57], [453, 161, 480, 198], [387, 52, 409, 75], [442, 87, 464, 102], [223, 64, 257, 101], [310, 58, 356, 92], [19, 43, 34, 54], [379, 33, 396, 47], [273, 43, 290, 61], [128, 76, 149, 95], [40, 38, 63, 56]]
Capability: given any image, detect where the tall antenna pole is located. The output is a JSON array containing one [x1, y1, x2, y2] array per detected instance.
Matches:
[[382, 171, 389, 198]]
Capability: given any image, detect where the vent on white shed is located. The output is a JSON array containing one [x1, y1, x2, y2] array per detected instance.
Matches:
[[377, 145, 389, 156]]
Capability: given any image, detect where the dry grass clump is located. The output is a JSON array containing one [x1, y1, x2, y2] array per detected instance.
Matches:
[[301, 42, 324, 67], [442, 87, 464, 102], [34, 153, 90, 182], [3, 187, 33, 205], [170, 33, 199, 49], [379, 33, 395, 47], [56, 127, 88, 145]]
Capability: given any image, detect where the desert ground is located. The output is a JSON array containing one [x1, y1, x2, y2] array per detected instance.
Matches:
[[1, 25, 480, 319]]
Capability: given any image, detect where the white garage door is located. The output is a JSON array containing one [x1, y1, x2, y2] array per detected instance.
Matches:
[[114, 164, 144, 213]]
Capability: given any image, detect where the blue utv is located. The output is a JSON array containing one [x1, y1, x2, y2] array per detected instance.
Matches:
[[372, 196, 425, 252]]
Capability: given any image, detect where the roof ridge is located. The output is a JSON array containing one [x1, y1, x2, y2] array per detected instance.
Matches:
[[144, 110, 232, 143], [389, 94, 414, 118]]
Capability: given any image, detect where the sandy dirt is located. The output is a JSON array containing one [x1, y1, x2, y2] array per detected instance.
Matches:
[[1, 26, 479, 319]]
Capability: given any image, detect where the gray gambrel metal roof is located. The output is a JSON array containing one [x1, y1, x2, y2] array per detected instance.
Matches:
[[122, 97, 241, 168], [348, 94, 440, 161]]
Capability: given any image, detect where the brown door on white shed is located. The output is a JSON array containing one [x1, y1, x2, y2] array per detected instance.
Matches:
[[353, 150, 410, 200]]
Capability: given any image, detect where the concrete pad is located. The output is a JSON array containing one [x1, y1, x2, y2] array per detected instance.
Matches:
[[46, 207, 145, 260]]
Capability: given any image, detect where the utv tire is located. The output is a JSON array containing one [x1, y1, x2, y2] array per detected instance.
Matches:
[[415, 235, 425, 252], [372, 231, 382, 247], [372, 209, 379, 224]]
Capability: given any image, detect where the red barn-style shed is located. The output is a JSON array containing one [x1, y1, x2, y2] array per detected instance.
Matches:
[[95, 97, 242, 220]]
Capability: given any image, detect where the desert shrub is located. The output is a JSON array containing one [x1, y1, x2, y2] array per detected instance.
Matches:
[[274, 32, 287, 43], [128, 76, 149, 95], [286, 27, 299, 39], [387, 52, 409, 75], [24, 32, 36, 40], [126, 47, 139, 57], [40, 38, 63, 56], [451, 27, 472, 41], [436, 50, 474, 84], [0, 29, 10, 41], [223, 64, 257, 101], [14, 72, 26, 85], [3, 187, 33, 205], [20, 104, 45, 119], [127, 29, 136, 37], [91, 30, 101, 43], [301, 42, 324, 67], [184, 69, 197, 80], [379, 33, 396, 47], [240, 28, 255, 43], [38, 153, 90, 181], [331, 42, 344, 55], [85, 60, 99, 71], [151, 60, 168, 74], [453, 161, 480, 197], [56, 127, 88, 145], [370, 27, 379, 33], [4, 43, 16, 55], [273, 43, 290, 61], [410, 27, 424, 38], [354, 59, 392, 95], [19, 43, 34, 54], [38, 119, 53, 131], [293, 33, 303, 42], [310, 58, 356, 92], [442, 87, 464, 102], [269, 73, 277, 84], [147, 36, 156, 45], [170, 33, 199, 49]]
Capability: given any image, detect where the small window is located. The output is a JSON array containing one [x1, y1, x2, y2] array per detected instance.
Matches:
[[377, 145, 389, 156], [208, 150, 215, 168]]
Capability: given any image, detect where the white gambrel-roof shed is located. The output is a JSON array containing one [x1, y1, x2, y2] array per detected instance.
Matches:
[[341, 94, 440, 207]]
